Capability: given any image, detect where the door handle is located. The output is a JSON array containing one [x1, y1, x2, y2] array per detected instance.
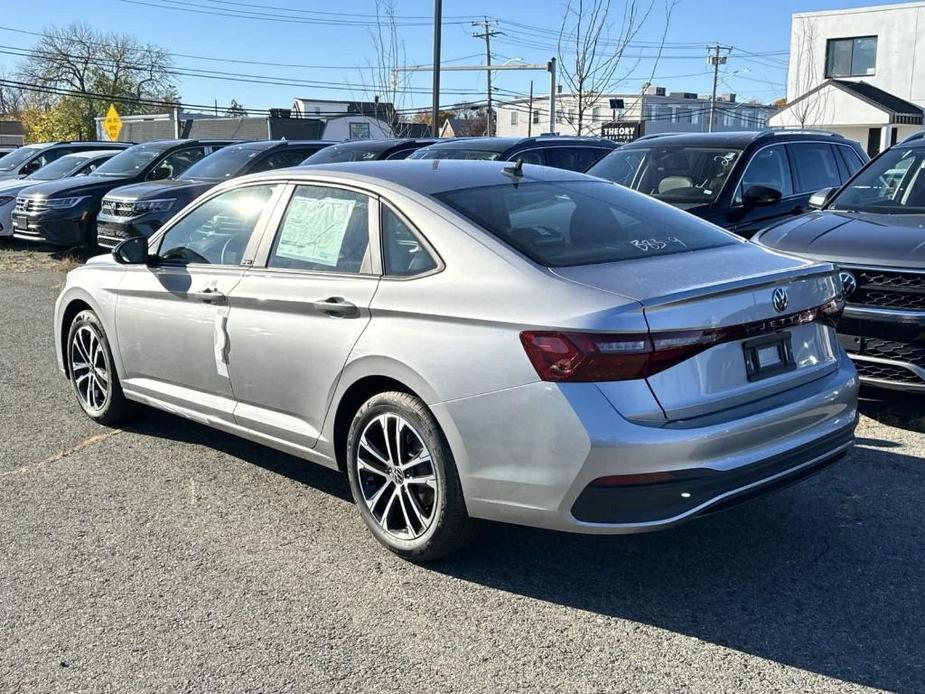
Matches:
[[314, 297, 359, 318], [189, 288, 227, 304]]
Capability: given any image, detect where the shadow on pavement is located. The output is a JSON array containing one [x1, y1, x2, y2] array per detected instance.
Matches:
[[429, 445, 925, 692], [122, 407, 924, 692], [122, 409, 352, 503], [859, 386, 925, 434]]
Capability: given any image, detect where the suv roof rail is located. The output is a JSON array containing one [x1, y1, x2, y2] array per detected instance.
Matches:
[[761, 128, 845, 138], [634, 132, 684, 142], [899, 131, 925, 144]]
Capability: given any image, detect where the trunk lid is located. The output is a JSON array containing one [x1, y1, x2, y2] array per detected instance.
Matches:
[[552, 244, 842, 421]]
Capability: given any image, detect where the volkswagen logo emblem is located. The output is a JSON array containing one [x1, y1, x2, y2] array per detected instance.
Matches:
[[772, 287, 789, 313], [839, 270, 857, 299]]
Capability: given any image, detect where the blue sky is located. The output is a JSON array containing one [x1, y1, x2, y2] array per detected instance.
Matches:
[[0, 0, 914, 115]]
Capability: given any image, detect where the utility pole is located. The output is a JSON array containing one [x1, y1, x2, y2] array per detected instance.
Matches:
[[472, 17, 503, 136], [707, 44, 731, 133], [432, 0, 442, 137], [527, 80, 534, 137]]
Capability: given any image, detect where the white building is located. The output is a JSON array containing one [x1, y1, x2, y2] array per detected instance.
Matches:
[[770, 1, 925, 155], [291, 98, 395, 139], [495, 86, 774, 140]]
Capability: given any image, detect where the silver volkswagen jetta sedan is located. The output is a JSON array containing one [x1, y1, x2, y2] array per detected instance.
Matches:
[[54, 160, 858, 561]]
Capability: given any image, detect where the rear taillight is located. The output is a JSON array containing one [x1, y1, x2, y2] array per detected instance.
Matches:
[[520, 330, 717, 382], [521, 296, 843, 383]]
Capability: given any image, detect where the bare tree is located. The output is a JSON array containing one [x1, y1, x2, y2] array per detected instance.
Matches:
[[17, 23, 176, 139], [0, 69, 25, 116], [365, 0, 405, 134], [789, 16, 828, 127], [225, 99, 248, 118], [556, 0, 679, 135]]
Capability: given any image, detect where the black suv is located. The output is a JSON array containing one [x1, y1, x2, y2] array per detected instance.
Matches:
[[0, 141, 129, 181], [302, 138, 437, 164], [754, 132, 925, 393], [407, 136, 619, 172], [96, 139, 333, 249], [12, 139, 234, 247], [588, 130, 869, 237]]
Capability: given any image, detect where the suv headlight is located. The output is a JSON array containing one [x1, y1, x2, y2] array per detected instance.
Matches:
[[44, 196, 87, 209], [133, 198, 176, 214]]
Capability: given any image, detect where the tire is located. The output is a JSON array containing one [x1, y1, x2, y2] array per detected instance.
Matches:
[[346, 391, 475, 562], [65, 309, 132, 426]]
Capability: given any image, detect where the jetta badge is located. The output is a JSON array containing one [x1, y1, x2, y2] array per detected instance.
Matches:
[[839, 270, 857, 299], [772, 287, 789, 313]]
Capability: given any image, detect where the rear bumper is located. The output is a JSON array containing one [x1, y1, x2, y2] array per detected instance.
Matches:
[[434, 351, 858, 534], [570, 425, 853, 524], [840, 305, 925, 392]]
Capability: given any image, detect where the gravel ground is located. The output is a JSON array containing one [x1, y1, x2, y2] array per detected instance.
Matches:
[[1, 251, 924, 693]]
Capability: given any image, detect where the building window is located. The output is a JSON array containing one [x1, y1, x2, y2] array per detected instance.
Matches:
[[592, 106, 603, 122], [825, 36, 877, 77], [348, 122, 371, 139], [510, 110, 518, 126], [532, 109, 541, 124]]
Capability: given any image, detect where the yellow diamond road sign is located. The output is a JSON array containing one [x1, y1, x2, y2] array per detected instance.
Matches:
[[103, 104, 122, 141]]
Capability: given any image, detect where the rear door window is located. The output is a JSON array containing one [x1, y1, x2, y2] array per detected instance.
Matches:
[[789, 143, 842, 192], [150, 147, 208, 180], [254, 149, 317, 172], [836, 145, 866, 178], [543, 147, 610, 172], [736, 144, 793, 203], [436, 180, 737, 267], [267, 185, 372, 274]]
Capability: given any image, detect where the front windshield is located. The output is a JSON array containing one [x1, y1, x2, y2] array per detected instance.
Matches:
[[409, 148, 501, 161], [589, 146, 742, 204], [0, 144, 44, 172], [302, 144, 386, 164], [830, 147, 925, 214], [26, 154, 89, 180], [179, 145, 262, 181], [92, 143, 166, 177]]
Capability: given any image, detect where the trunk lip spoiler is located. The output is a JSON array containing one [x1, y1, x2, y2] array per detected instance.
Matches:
[[638, 262, 837, 309]]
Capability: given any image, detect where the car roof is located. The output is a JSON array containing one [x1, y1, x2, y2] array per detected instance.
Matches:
[[240, 159, 592, 196], [232, 139, 334, 151], [621, 129, 850, 149], [419, 136, 615, 153], [323, 138, 436, 153]]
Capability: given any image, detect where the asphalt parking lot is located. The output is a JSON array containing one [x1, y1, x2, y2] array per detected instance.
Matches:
[[1, 244, 924, 693]]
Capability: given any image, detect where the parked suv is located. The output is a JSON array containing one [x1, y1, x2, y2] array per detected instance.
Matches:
[[96, 140, 333, 249], [588, 130, 868, 237], [754, 132, 925, 392], [407, 136, 619, 172], [302, 138, 437, 164], [11, 139, 234, 247], [0, 141, 129, 181], [0, 150, 120, 238]]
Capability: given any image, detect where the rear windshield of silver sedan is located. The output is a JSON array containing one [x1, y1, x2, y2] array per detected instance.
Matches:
[[435, 180, 738, 267], [410, 148, 502, 161]]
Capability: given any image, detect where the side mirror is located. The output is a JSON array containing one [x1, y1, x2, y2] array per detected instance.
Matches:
[[112, 236, 149, 265], [148, 166, 171, 181], [808, 186, 838, 210], [742, 184, 782, 209]]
